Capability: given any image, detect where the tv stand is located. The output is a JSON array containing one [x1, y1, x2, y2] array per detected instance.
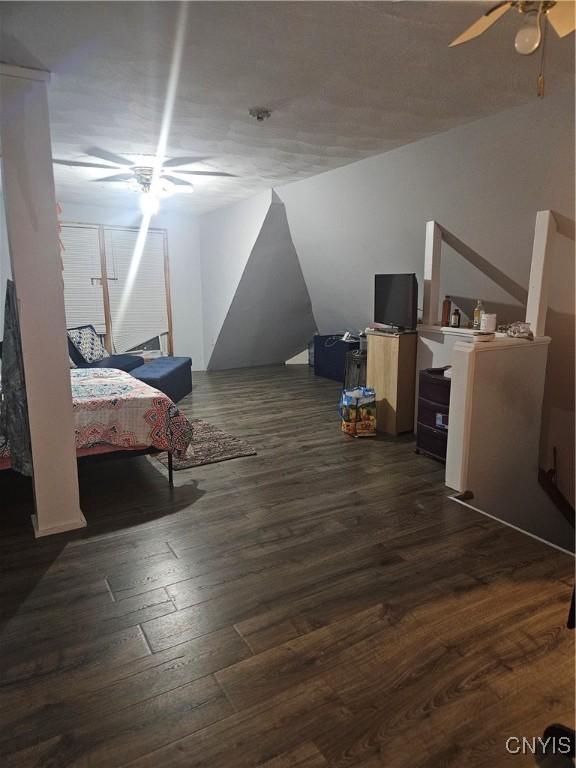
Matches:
[[366, 330, 417, 435]]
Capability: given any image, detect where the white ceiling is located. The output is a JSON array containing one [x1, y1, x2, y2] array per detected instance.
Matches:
[[1, 1, 574, 214]]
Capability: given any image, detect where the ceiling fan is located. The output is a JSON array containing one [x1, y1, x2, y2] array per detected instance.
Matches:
[[53, 148, 237, 213], [449, 1, 575, 96], [449, 1, 575, 52]]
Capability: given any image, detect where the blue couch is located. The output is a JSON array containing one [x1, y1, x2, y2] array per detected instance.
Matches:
[[131, 357, 193, 404], [67, 325, 192, 402]]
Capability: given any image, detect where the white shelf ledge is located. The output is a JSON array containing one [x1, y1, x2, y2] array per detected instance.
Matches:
[[418, 325, 550, 348], [418, 324, 507, 338]]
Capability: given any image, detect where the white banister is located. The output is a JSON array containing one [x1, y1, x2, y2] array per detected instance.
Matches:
[[422, 219, 528, 327], [422, 220, 442, 325], [525, 210, 575, 338], [423, 211, 575, 336]]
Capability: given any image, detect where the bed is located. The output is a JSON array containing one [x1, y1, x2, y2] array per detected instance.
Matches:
[[0, 367, 193, 486]]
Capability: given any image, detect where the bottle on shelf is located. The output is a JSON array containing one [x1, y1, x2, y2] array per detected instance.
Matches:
[[450, 308, 461, 328], [473, 300, 484, 330], [441, 296, 452, 327]]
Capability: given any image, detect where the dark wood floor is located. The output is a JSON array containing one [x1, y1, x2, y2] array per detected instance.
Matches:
[[0, 365, 573, 768]]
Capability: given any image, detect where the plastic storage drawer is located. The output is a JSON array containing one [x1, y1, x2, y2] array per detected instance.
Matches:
[[418, 369, 451, 407], [417, 397, 449, 431], [416, 422, 448, 461]]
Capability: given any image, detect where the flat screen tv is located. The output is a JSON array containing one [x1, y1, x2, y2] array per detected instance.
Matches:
[[374, 273, 418, 331]]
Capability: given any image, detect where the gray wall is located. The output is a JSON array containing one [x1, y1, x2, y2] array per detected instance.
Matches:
[[0, 195, 10, 337], [208, 192, 316, 370]]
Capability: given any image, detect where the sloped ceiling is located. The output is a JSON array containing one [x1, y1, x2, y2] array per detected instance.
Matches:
[[0, 1, 573, 214]]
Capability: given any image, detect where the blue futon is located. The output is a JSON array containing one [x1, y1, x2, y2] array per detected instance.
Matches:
[[131, 357, 192, 403]]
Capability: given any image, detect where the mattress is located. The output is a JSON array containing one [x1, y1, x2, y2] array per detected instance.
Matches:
[[0, 367, 193, 469]]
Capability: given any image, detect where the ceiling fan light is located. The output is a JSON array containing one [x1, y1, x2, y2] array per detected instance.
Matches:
[[515, 15, 542, 55], [139, 192, 159, 217]]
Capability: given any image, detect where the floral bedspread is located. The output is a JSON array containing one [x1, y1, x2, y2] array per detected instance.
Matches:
[[0, 368, 193, 466]]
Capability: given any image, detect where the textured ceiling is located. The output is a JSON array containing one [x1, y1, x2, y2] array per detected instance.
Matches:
[[0, 1, 574, 214]]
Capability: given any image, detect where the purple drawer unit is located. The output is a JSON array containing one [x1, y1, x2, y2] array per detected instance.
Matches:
[[416, 368, 451, 462]]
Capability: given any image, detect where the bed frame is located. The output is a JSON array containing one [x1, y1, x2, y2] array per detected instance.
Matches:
[[76, 447, 174, 488], [1, 448, 175, 488]]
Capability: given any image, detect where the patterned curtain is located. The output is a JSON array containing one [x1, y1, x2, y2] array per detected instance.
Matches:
[[0, 280, 33, 476]]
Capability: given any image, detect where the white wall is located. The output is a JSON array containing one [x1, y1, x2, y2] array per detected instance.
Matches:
[[57, 201, 205, 370], [277, 86, 573, 335]]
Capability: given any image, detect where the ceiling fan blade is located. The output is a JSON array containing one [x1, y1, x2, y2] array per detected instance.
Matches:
[[92, 173, 135, 183], [546, 1, 576, 38], [85, 147, 134, 167], [53, 159, 119, 170], [172, 170, 237, 178], [449, 1, 512, 47], [163, 174, 195, 186], [162, 156, 213, 168]]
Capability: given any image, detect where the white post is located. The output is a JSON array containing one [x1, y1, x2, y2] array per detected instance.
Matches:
[[446, 337, 551, 495], [445, 342, 476, 492], [0, 64, 85, 536], [422, 220, 442, 326], [525, 210, 557, 338]]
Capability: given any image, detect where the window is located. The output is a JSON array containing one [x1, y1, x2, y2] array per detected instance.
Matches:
[[61, 224, 106, 334], [61, 223, 172, 354]]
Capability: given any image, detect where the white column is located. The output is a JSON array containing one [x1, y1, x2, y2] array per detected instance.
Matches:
[[0, 64, 85, 536], [422, 220, 442, 326], [445, 341, 476, 493]]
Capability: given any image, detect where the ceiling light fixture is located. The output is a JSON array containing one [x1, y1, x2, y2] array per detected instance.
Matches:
[[515, 8, 543, 54], [131, 169, 177, 215], [449, 0, 575, 96], [139, 192, 159, 217]]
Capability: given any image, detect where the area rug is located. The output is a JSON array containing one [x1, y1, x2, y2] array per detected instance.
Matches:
[[157, 418, 257, 470]]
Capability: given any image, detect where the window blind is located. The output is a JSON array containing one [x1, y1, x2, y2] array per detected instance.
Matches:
[[61, 225, 107, 334], [104, 228, 169, 353]]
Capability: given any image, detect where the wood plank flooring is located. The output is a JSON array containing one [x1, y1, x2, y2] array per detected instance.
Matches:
[[0, 365, 573, 767]]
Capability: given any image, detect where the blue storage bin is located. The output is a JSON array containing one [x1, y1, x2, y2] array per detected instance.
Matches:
[[313, 335, 360, 383]]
